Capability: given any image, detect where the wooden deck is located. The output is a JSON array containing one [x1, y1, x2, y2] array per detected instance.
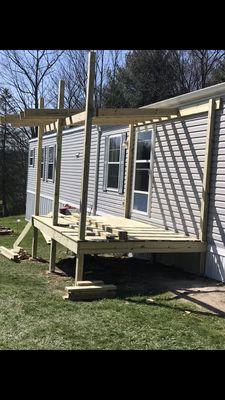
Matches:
[[32, 213, 206, 255]]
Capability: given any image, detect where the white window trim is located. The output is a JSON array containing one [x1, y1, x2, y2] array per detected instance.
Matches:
[[132, 128, 154, 216], [107, 134, 122, 190]]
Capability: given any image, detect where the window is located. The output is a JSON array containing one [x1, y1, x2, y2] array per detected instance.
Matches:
[[47, 146, 54, 181], [107, 135, 121, 189], [29, 148, 35, 167], [133, 131, 152, 214]]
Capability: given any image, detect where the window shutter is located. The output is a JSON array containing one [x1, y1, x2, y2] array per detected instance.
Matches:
[[118, 132, 127, 194], [103, 136, 109, 191], [46, 145, 49, 182], [43, 147, 46, 181], [33, 148, 35, 167], [53, 144, 56, 183]]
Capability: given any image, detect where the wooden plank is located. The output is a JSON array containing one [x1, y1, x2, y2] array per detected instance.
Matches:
[[76, 280, 104, 286], [0, 114, 20, 124], [179, 98, 221, 118], [13, 221, 32, 250], [78, 51, 95, 241], [96, 108, 179, 117], [64, 284, 117, 301], [200, 98, 216, 243], [23, 108, 83, 118], [124, 124, 135, 218], [33, 218, 78, 254], [32, 98, 44, 259], [77, 240, 206, 255], [0, 246, 19, 261], [76, 51, 96, 283], [49, 80, 65, 273], [65, 111, 87, 126], [10, 118, 59, 127], [199, 98, 216, 274]]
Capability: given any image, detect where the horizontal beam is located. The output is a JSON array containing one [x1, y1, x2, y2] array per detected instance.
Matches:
[[0, 114, 20, 124], [23, 108, 83, 119], [10, 119, 60, 127], [65, 111, 87, 126], [96, 107, 179, 117], [77, 239, 206, 255], [33, 217, 78, 254]]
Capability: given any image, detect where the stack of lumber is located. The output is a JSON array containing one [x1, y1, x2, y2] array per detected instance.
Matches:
[[63, 280, 117, 301], [0, 226, 13, 235], [0, 246, 29, 261], [69, 213, 128, 241]]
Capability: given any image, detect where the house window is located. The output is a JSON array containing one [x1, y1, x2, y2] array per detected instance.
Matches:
[[29, 148, 35, 167], [47, 146, 54, 181], [107, 135, 122, 189], [133, 130, 152, 214]]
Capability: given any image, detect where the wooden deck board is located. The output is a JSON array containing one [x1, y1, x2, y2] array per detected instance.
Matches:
[[32, 214, 206, 255]]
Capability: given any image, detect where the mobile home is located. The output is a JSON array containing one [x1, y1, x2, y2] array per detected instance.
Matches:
[[25, 81, 225, 283]]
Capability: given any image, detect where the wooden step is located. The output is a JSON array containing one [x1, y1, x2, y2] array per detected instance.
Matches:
[[64, 283, 117, 301]]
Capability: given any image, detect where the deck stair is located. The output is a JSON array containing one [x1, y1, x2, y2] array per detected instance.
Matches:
[[64, 280, 117, 301]]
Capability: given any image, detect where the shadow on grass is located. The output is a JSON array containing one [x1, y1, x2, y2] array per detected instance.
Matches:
[[56, 254, 225, 318]]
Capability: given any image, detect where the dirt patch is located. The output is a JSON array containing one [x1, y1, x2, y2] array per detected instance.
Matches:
[[54, 254, 225, 315]]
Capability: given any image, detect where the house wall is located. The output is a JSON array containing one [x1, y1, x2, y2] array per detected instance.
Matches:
[[25, 125, 127, 220], [25, 97, 225, 282]]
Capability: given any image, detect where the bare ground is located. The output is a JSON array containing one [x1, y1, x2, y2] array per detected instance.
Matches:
[[54, 254, 225, 316]]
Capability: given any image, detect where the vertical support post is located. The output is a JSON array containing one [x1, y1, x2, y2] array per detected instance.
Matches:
[[93, 125, 101, 215], [75, 50, 95, 284], [199, 98, 216, 274], [49, 80, 65, 272], [31, 97, 44, 258], [124, 124, 135, 218]]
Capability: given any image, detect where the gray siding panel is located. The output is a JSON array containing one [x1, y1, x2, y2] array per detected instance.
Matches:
[[25, 97, 225, 282]]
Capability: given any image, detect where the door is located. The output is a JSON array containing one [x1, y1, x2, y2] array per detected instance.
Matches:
[[132, 130, 152, 215]]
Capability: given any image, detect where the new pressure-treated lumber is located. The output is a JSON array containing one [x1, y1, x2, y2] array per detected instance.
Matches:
[[13, 221, 32, 251], [49, 80, 65, 273], [64, 283, 117, 301], [32, 98, 44, 259], [32, 214, 206, 257], [75, 50, 96, 283], [124, 124, 135, 218], [199, 98, 216, 273], [0, 246, 19, 261], [23, 108, 82, 118]]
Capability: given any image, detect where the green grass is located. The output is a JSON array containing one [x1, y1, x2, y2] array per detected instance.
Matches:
[[1, 215, 225, 350]]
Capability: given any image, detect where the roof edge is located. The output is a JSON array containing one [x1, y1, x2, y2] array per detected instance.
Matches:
[[142, 82, 225, 109]]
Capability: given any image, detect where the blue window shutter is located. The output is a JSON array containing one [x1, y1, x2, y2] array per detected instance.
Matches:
[[46, 145, 49, 182], [53, 144, 56, 183], [118, 132, 127, 194], [33, 148, 35, 167], [103, 136, 109, 191], [43, 147, 46, 181]]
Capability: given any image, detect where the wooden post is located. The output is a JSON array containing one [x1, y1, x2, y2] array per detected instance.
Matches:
[[49, 80, 65, 272], [92, 125, 101, 215], [75, 50, 95, 284], [31, 97, 44, 258], [124, 124, 135, 218], [199, 98, 216, 274]]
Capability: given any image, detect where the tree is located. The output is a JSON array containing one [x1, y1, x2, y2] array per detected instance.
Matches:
[[0, 50, 64, 138], [0, 88, 28, 216], [102, 50, 181, 107]]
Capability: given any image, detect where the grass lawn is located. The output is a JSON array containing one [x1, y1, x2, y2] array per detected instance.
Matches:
[[1, 215, 225, 350]]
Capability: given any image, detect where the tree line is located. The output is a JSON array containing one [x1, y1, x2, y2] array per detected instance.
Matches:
[[1, 49, 225, 216]]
